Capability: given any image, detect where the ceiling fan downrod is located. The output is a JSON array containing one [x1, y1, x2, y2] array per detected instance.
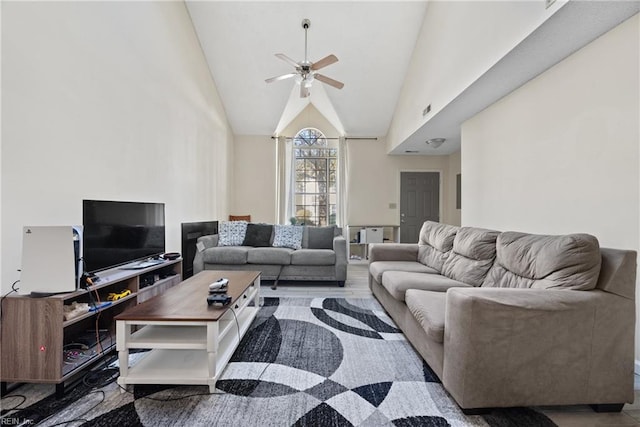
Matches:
[[302, 19, 310, 64]]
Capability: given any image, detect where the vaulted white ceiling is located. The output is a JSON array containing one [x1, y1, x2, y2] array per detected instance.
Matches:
[[186, 1, 639, 152], [185, 1, 427, 137]]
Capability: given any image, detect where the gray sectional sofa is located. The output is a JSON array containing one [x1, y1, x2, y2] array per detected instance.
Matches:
[[194, 223, 348, 287], [369, 221, 637, 413]]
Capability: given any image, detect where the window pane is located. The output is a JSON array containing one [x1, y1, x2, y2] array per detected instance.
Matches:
[[293, 127, 338, 226]]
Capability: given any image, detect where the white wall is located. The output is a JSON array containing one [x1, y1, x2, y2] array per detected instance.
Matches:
[[281, 104, 341, 141], [233, 135, 276, 223], [387, 0, 564, 152], [462, 15, 639, 352], [231, 105, 461, 229], [347, 140, 458, 227], [1, 2, 233, 293]]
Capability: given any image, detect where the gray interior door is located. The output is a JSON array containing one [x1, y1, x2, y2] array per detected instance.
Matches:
[[400, 172, 440, 243]]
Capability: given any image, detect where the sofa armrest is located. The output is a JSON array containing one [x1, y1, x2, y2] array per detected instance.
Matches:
[[193, 234, 219, 274], [443, 287, 635, 409], [333, 235, 348, 281], [198, 234, 218, 249], [368, 243, 419, 263]]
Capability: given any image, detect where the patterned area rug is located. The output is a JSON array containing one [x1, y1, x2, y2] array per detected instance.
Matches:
[[3, 297, 556, 426]]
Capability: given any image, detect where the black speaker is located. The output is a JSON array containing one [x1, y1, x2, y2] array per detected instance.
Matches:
[[163, 252, 180, 260]]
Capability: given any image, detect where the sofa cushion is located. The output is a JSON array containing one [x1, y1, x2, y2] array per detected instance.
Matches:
[[441, 227, 500, 287], [202, 246, 248, 265], [306, 226, 336, 249], [291, 249, 336, 266], [247, 247, 293, 265], [405, 289, 446, 343], [482, 232, 601, 290], [218, 221, 248, 246], [242, 223, 273, 247], [369, 261, 438, 283], [417, 221, 459, 272], [273, 225, 303, 250], [382, 271, 471, 301]]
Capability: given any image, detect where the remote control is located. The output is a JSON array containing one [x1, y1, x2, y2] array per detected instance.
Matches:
[[207, 294, 232, 306]]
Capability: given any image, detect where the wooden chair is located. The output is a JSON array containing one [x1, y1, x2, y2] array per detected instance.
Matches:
[[229, 215, 251, 221]]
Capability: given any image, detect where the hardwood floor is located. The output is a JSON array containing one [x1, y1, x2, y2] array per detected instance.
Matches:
[[266, 260, 640, 427], [260, 258, 372, 299]]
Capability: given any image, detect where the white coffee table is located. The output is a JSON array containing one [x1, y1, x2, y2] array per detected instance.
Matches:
[[115, 270, 260, 392]]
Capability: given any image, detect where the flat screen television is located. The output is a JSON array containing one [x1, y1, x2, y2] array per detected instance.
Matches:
[[83, 200, 165, 273]]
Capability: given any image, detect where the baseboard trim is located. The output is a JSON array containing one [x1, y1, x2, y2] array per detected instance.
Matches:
[[635, 359, 640, 375]]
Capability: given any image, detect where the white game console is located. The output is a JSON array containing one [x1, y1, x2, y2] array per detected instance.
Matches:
[[20, 225, 83, 296], [209, 278, 229, 292]]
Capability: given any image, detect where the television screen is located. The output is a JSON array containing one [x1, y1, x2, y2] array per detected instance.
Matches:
[[83, 200, 165, 273]]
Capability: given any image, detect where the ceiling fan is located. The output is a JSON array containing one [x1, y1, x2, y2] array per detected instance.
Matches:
[[266, 18, 344, 98]]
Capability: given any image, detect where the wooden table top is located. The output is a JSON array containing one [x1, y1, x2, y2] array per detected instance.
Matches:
[[115, 270, 260, 322]]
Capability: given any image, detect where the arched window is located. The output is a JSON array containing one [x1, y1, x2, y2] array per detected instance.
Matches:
[[293, 128, 337, 226]]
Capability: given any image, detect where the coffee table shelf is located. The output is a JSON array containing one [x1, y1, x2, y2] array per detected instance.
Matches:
[[121, 349, 211, 384], [127, 325, 209, 349], [116, 271, 260, 392]]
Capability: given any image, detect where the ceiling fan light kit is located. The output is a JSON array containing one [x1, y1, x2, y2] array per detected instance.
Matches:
[[265, 18, 344, 98]]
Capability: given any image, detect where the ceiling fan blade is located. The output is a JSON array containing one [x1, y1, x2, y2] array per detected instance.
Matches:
[[300, 84, 310, 98], [275, 53, 300, 68], [265, 73, 298, 83], [311, 54, 338, 71], [315, 73, 344, 89]]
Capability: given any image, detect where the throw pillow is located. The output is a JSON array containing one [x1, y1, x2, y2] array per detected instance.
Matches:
[[242, 223, 273, 247], [217, 221, 248, 246], [307, 226, 336, 249], [272, 225, 303, 250]]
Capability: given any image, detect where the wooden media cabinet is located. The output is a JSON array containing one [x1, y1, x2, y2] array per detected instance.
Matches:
[[0, 258, 182, 397]]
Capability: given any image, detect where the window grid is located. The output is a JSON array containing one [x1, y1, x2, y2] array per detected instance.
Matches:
[[293, 129, 337, 226]]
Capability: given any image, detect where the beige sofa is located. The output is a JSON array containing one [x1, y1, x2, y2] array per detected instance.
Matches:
[[369, 221, 636, 413]]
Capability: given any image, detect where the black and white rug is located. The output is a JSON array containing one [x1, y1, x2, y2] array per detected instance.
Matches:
[[2, 297, 556, 426]]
